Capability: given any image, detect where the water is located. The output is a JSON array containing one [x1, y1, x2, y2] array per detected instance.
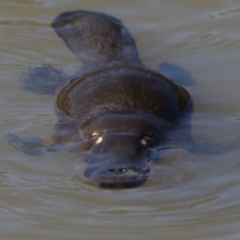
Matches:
[[1, 0, 240, 239]]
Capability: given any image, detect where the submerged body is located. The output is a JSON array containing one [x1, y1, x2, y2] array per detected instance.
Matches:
[[6, 10, 237, 188]]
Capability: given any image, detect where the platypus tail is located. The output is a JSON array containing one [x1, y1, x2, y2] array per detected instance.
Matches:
[[52, 10, 142, 66]]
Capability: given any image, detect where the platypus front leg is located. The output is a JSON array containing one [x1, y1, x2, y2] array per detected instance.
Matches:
[[5, 133, 92, 156], [160, 137, 240, 156], [4, 133, 57, 155]]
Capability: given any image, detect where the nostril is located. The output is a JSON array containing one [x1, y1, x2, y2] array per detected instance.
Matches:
[[108, 168, 128, 173]]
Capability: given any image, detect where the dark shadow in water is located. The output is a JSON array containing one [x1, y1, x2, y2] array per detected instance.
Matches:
[[99, 179, 146, 189]]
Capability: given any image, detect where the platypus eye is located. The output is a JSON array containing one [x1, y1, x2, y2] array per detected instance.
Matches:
[[92, 132, 103, 144], [95, 136, 103, 144], [140, 135, 154, 146]]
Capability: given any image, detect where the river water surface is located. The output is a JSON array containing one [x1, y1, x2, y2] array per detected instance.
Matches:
[[1, 0, 240, 239]]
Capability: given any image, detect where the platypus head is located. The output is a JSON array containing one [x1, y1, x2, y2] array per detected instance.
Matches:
[[84, 133, 152, 188], [81, 112, 166, 188]]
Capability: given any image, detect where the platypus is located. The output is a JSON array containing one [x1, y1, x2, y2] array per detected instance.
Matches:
[[5, 10, 239, 188]]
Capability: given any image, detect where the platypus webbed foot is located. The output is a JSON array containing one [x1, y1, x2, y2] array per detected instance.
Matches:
[[21, 65, 68, 95]]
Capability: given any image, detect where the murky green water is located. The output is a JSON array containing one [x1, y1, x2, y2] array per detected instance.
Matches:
[[1, 0, 240, 239]]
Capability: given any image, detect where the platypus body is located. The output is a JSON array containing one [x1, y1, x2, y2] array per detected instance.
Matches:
[[55, 64, 189, 186], [6, 10, 236, 188]]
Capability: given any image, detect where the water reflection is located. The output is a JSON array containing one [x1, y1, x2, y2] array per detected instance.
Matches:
[[1, 0, 240, 239]]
